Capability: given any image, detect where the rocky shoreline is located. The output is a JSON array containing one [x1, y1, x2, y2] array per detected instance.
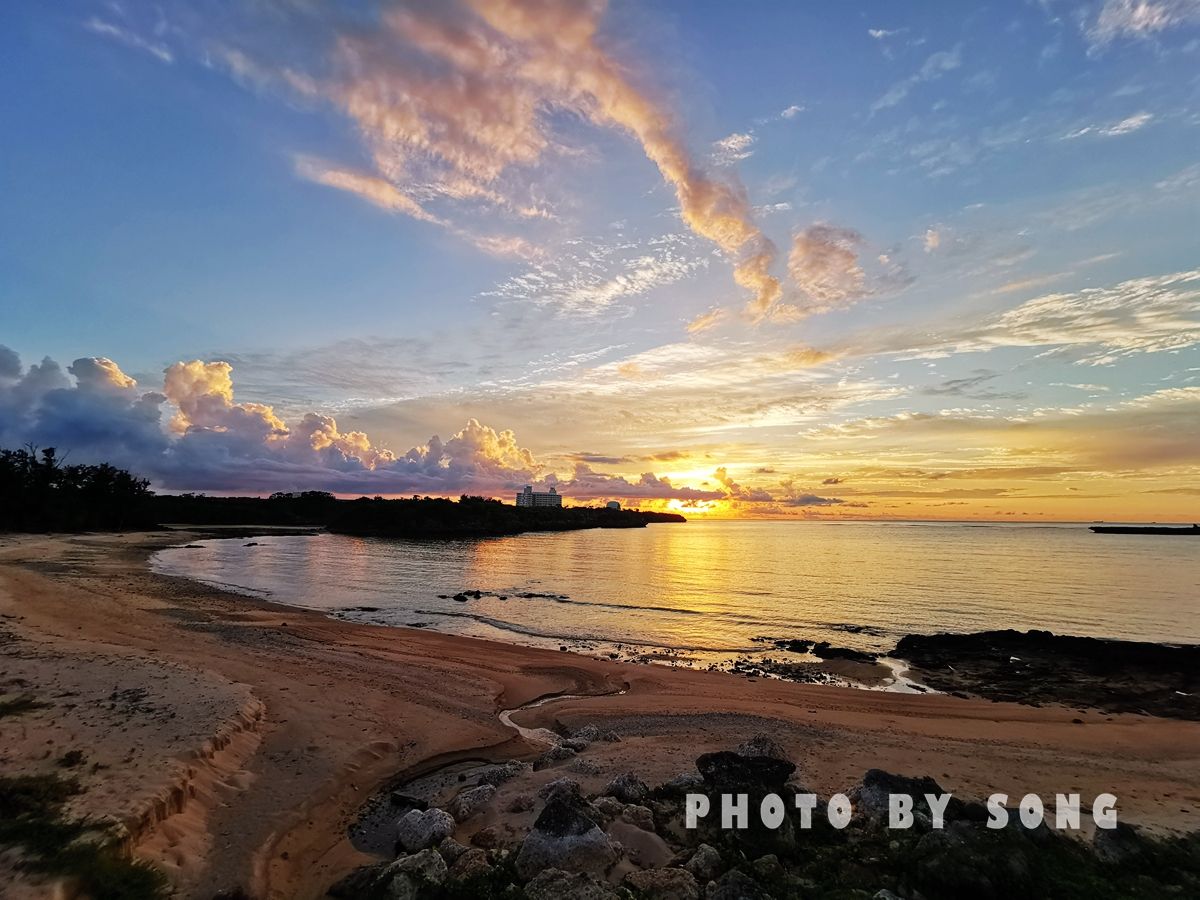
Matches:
[[330, 727, 1200, 899], [894, 630, 1200, 720]]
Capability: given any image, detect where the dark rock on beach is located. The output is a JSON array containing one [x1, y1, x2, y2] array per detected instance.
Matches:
[[895, 629, 1200, 719], [331, 738, 1200, 900]]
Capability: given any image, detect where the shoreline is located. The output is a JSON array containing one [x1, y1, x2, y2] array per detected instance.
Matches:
[[2, 531, 1199, 898]]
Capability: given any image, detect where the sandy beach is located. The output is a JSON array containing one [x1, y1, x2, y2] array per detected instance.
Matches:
[[2, 531, 1198, 899]]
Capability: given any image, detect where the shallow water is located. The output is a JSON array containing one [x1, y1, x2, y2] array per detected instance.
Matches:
[[152, 520, 1200, 666]]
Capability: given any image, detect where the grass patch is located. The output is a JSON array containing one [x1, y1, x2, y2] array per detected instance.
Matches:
[[0, 695, 50, 718], [0, 774, 169, 900]]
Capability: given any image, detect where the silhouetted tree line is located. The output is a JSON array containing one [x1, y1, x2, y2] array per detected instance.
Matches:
[[0, 446, 154, 532], [0, 446, 685, 536], [327, 495, 684, 539]]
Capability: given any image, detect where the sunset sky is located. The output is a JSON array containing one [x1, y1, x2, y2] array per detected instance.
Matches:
[[2, 0, 1199, 520]]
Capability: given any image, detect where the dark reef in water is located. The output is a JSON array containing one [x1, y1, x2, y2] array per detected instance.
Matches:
[[895, 629, 1200, 720]]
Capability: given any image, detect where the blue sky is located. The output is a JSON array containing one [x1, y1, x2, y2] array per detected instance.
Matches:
[[1, 0, 1198, 518]]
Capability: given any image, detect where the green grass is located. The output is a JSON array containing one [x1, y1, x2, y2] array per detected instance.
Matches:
[[0, 774, 170, 900]]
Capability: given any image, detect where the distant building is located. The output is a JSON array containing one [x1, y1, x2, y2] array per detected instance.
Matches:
[[606, 500, 621, 510], [515, 485, 562, 508]]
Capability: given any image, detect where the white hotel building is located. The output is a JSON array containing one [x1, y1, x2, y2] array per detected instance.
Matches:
[[515, 485, 563, 508]]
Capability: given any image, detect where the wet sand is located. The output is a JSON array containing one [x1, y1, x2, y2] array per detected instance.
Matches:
[[1, 531, 1198, 898]]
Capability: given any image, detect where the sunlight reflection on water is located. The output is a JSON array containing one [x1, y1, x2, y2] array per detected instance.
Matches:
[[152, 521, 1200, 664]]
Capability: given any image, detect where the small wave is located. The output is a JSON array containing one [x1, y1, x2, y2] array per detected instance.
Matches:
[[527, 595, 707, 616], [403, 608, 761, 653]]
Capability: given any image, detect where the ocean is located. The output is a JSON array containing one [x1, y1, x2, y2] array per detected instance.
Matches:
[[151, 520, 1200, 667]]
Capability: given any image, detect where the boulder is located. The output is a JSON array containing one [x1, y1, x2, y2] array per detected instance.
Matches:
[[380, 848, 447, 900], [694, 751, 794, 792], [470, 825, 505, 849], [514, 788, 619, 880], [593, 796, 624, 819], [707, 869, 772, 900], [525, 868, 619, 900], [1093, 821, 1148, 864], [478, 760, 529, 786], [447, 847, 492, 881], [436, 836, 469, 866], [534, 744, 578, 770], [604, 772, 650, 804], [911, 822, 1034, 900], [851, 769, 951, 823], [396, 808, 455, 852], [569, 757, 603, 776], [735, 734, 791, 763], [388, 848, 447, 884], [448, 783, 496, 822], [507, 793, 535, 813], [683, 843, 723, 882], [539, 777, 583, 801], [572, 724, 603, 745], [663, 771, 705, 794], [624, 867, 700, 900], [750, 854, 784, 883], [622, 804, 656, 832]]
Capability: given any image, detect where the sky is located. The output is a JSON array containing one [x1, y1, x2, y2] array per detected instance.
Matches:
[[1, 0, 1199, 520]]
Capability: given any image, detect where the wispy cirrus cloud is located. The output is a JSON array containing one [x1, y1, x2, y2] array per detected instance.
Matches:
[[871, 44, 962, 113], [84, 17, 174, 63], [1062, 111, 1154, 139], [294, 156, 443, 223], [188, 1, 786, 315], [875, 268, 1200, 365], [481, 232, 708, 316], [711, 132, 756, 166], [1087, 0, 1200, 46], [686, 308, 727, 334]]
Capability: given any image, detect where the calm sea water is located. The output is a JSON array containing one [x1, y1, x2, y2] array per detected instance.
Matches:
[[151, 521, 1200, 664]]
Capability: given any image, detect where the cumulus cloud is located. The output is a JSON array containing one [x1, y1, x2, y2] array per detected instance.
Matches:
[[0, 347, 709, 500], [547, 465, 722, 502], [713, 466, 773, 502]]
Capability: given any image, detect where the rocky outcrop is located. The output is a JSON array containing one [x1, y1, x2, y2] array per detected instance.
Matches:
[[330, 744, 1200, 900], [894, 629, 1200, 719]]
